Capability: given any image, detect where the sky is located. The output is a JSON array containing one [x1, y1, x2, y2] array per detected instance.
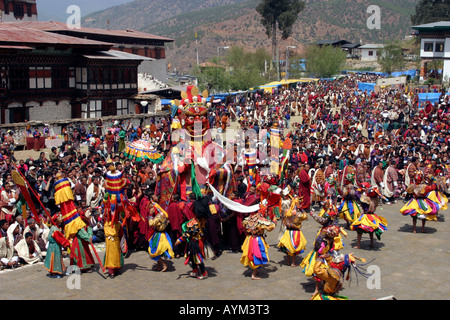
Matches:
[[36, 0, 133, 22]]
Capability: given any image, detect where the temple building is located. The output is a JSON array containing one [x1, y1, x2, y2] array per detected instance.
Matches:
[[0, 19, 174, 124], [0, 22, 150, 123], [0, 0, 38, 22], [412, 21, 450, 82]]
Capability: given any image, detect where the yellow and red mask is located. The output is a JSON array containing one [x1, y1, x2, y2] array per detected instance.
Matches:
[[176, 85, 211, 137]]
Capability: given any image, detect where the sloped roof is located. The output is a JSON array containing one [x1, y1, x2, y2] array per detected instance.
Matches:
[[316, 39, 350, 46], [0, 22, 112, 48], [1, 21, 174, 42], [412, 21, 450, 31], [359, 44, 384, 49], [341, 43, 361, 48], [82, 50, 154, 61]]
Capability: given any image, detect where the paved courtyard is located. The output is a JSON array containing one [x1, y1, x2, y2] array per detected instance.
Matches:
[[1, 201, 448, 301]]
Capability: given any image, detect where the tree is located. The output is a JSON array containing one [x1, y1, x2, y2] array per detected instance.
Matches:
[[411, 0, 450, 25], [192, 59, 231, 94], [304, 45, 346, 78], [193, 47, 271, 93], [256, 0, 305, 74], [378, 41, 406, 75]]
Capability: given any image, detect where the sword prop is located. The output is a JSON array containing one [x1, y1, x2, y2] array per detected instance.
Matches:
[[90, 241, 106, 273]]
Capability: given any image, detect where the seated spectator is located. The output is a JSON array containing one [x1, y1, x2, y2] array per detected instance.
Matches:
[[15, 232, 43, 265]]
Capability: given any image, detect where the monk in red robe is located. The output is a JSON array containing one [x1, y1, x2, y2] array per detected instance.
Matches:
[[134, 192, 153, 251], [166, 194, 184, 257], [297, 164, 311, 211]]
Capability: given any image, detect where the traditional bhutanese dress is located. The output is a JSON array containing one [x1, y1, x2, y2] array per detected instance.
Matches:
[[54, 178, 86, 240], [70, 226, 95, 271], [148, 203, 174, 261], [401, 184, 439, 221], [350, 212, 388, 240], [178, 217, 208, 267], [277, 199, 307, 256], [240, 212, 275, 270], [104, 170, 127, 213], [315, 204, 345, 250], [426, 178, 448, 213], [301, 230, 336, 278], [103, 221, 124, 272], [338, 186, 362, 225], [44, 225, 70, 275]]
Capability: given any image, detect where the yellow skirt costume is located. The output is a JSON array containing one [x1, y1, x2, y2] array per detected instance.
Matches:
[[278, 229, 307, 256], [427, 190, 448, 212], [241, 235, 271, 270], [338, 199, 362, 224], [277, 201, 308, 256], [317, 206, 345, 250], [103, 221, 124, 270], [350, 213, 388, 240]]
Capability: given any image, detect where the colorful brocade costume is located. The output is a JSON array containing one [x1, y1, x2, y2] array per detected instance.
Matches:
[[69, 219, 95, 272], [102, 167, 141, 242], [148, 202, 174, 261], [103, 169, 127, 217], [400, 171, 447, 221], [101, 167, 140, 277], [350, 188, 388, 240], [240, 207, 276, 270], [44, 224, 70, 276], [338, 184, 362, 226], [310, 252, 368, 300], [425, 174, 448, 214], [155, 85, 232, 211], [103, 218, 124, 276], [54, 177, 86, 240], [176, 217, 209, 279], [277, 198, 308, 257], [301, 225, 341, 278], [315, 198, 345, 250]]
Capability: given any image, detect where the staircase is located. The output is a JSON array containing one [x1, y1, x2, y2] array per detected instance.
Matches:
[[138, 73, 169, 92]]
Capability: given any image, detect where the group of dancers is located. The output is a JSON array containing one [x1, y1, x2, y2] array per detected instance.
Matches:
[[38, 84, 449, 300], [142, 164, 447, 300], [38, 151, 449, 300]]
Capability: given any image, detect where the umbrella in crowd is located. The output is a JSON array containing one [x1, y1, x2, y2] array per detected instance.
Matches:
[[124, 139, 164, 163]]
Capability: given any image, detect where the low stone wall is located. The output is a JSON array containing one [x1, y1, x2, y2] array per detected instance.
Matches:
[[1, 111, 170, 148]]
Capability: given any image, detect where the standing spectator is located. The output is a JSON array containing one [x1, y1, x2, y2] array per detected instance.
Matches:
[[73, 175, 88, 206]]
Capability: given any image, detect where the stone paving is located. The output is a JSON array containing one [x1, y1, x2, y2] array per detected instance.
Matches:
[[1, 201, 448, 301]]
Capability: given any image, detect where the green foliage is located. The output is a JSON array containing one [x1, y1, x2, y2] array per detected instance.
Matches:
[[304, 45, 346, 78], [193, 46, 271, 92], [411, 0, 450, 25], [193, 63, 229, 94], [378, 41, 406, 75], [256, 0, 305, 39], [256, 0, 305, 67]]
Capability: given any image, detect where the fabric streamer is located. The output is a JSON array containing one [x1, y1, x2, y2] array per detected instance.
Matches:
[[191, 161, 203, 199], [207, 183, 260, 213]]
